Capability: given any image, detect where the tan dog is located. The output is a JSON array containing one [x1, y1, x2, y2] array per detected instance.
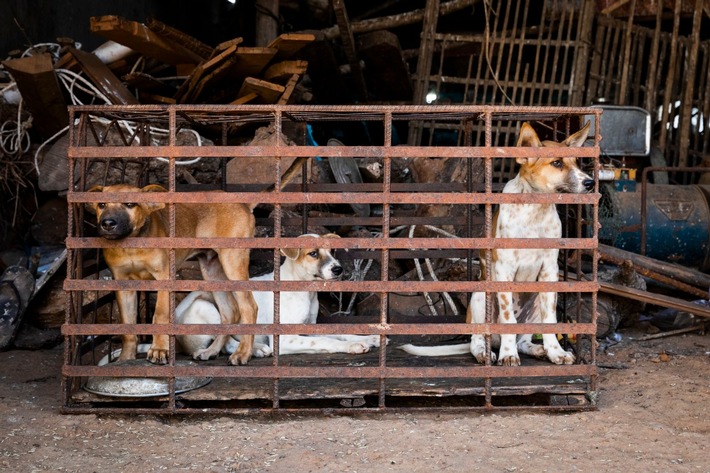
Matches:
[[87, 184, 258, 365], [401, 122, 593, 365]]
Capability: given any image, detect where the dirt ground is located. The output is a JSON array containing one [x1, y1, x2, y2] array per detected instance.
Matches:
[[1, 327, 709, 473]]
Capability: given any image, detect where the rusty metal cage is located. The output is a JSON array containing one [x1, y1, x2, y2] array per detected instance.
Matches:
[[62, 104, 601, 415]]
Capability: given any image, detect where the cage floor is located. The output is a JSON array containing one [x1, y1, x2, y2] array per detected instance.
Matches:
[[66, 345, 596, 412]]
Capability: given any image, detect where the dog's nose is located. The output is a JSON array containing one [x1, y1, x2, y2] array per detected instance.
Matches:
[[332, 265, 343, 276], [583, 179, 595, 191], [100, 218, 117, 231]]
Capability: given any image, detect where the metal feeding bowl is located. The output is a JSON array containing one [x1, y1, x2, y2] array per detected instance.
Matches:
[[83, 347, 211, 398]]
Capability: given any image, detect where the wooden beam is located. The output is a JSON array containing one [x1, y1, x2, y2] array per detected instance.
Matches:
[[263, 60, 308, 83], [267, 33, 316, 61], [90, 15, 202, 65], [237, 77, 285, 104], [256, 0, 279, 47]]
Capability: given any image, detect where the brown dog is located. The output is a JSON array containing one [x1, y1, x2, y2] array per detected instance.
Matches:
[[88, 184, 258, 365], [88, 157, 307, 366]]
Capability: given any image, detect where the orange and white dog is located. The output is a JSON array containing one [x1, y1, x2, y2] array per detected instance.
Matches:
[[401, 122, 593, 365], [176, 234, 381, 357]]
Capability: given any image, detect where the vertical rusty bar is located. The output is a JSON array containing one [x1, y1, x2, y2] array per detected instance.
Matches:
[[167, 106, 177, 411], [379, 110, 393, 409], [63, 107, 77, 410], [465, 118, 474, 281], [589, 109, 602, 391], [483, 109, 493, 408], [273, 108, 283, 409], [221, 122, 228, 189]]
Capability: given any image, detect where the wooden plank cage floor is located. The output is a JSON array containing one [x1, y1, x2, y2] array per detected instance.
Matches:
[[62, 104, 601, 414]]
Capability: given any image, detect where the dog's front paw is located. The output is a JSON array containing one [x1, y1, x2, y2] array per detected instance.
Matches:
[[365, 335, 382, 348], [497, 354, 521, 366], [347, 342, 371, 354], [547, 348, 575, 365], [228, 350, 252, 366], [147, 347, 169, 364], [193, 348, 218, 361], [471, 341, 496, 364]]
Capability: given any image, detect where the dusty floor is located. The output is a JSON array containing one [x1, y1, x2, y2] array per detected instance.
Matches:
[[1, 327, 709, 473]]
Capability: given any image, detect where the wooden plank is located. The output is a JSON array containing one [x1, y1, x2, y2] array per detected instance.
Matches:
[[229, 92, 258, 105], [68, 47, 139, 105], [267, 33, 316, 61], [226, 47, 278, 79], [145, 16, 213, 60], [237, 77, 285, 104], [90, 15, 202, 65], [175, 44, 238, 103], [210, 37, 243, 59], [263, 60, 308, 83], [1, 53, 68, 139], [277, 74, 300, 105]]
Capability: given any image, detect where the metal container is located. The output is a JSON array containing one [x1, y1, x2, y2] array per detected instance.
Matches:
[[599, 183, 710, 270]]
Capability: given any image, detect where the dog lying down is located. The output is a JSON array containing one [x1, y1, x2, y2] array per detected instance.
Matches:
[[176, 233, 382, 357]]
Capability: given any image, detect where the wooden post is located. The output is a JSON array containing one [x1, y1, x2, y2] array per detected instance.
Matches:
[[255, 0, 279, 47], [618, 0, 637, 103], [658, 0, 682, 151], [677, 0, 704, 168]]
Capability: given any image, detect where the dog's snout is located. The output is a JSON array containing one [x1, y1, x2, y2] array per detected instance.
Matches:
[[100, 218, 117, 231], [583, 179, 595, 191], [332, 265, 343, 277]]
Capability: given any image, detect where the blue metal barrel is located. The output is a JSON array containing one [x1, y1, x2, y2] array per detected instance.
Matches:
[[598, 184, 710, 271]]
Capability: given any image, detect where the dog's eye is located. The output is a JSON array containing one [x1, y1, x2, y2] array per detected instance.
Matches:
[[124, 203, 137, 209], [308, 250, 319, 258], [97, 203, 106, 209], [551, 160, 564, 169]]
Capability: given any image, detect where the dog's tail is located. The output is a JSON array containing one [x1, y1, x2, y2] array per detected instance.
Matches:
[[251, 156, 308, 210], [398, 343, 470, 357]]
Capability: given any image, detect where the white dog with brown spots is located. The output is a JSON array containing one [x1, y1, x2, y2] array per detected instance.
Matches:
[[401, 122, 593, 365], [176, 233, 381, 357]]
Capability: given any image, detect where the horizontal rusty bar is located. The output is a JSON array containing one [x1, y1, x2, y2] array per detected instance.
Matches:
[[66, 236, 598, 250], [61, 322, 597, 336], [69, 191, 600, 205], [69, 103, 603, 114], [64, 279, 599, 293], [67, 145, 600, 159], [63, 364, 597, 379]]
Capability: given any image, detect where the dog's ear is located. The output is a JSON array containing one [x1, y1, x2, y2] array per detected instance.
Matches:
[[516, 122, 543, 148], [563, 121, 591, 147], [141, 184, 168, 193], [516, 122, 543, 165], [140, 184, 167, 212], [280, 248, 301, 260]]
